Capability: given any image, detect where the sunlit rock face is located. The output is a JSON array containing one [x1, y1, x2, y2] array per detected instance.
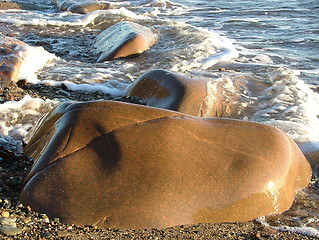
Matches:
[[52, 0, 111, 14], [127, 70, 209, 117], [0, 36, 26, 86], [126, 70, 250, 118], [94, 21, 157, 62], [21, 101, 311, 229]]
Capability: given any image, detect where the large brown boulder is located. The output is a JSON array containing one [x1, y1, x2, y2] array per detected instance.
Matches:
[[0, 36, 26, 86], [94, 21, 157, 62], [127, 69, 247, 117], [52, 0, 111, 13], [20, 101, 311, 229]]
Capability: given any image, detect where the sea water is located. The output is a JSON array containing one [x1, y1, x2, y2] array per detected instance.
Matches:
[[0, 0, 318, 236]]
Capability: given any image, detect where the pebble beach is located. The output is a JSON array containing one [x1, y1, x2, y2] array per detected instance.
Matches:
[[1, 0, 319, 239]]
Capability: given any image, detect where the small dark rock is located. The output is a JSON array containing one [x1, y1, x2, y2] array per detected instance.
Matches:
[[0, 226, 22, 236], [16, 79, 27, 87], [40, 231, 52, 238]]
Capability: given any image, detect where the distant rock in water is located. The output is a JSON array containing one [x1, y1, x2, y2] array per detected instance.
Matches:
[[94, 21, 157, 62], [127, 69, 248, 117], [21, 101, 311, 229], [127, 69, 209, 116], [0, 36, 26, 86], [52, 0, 111, 13]]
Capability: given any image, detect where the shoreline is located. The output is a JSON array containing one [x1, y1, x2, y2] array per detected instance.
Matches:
[[0, 1, 318, 239]]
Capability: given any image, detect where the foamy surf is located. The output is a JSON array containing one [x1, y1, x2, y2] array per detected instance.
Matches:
[[0, 7, 141, 27], [17, 44, 58, 82], [257, 216, 319, 239], [0, 95, 58, 152]]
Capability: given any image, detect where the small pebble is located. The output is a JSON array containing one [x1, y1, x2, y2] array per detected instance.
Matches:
[[0, 217, 17, 227], [219, 67, 226, 71], [3, 199, 11, 207], [16, 79, 27, 87], [42, 218, 50, 223], [0, 226, 23, 236], [56, 230, 70, 237], [66, 225, 73, 230], [56, 89, 71, 97], [40, 232, 52, 238], [1, 211, 9, 218], [22, 217, 31, 224]]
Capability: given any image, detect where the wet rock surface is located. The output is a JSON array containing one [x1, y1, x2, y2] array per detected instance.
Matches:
[[0, 99, 317, 239], [53, 0, 112, 14], [94, 21, 157, 62], [127, 69, 209, 116], [21, 101, 311, 229]]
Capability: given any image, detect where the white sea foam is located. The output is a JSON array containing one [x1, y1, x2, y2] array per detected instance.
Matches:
[[0, 8, 140, 27], [0, 96, 58, 151], [250, 68, 319, 150], [257, 216, 319, 238], [16, 44, 58, 82], [169, 23, 239, 72]]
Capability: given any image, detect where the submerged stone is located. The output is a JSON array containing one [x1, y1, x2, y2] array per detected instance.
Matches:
[[21, 101, 311, 229], [94, 21, 157, 62]]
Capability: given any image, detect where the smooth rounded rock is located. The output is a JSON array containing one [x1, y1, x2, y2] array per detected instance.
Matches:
[[94, 21, 157, 62], [127, 70, 250, 118], [0, 226, 22, 236], [52, 0, 111, 13], [68, 2, 110, 14], [127, 69, 210, 116], [21, 101, 311, 229]]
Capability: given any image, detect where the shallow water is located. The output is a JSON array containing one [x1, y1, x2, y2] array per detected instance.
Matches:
[[0, 0, 319, 236]]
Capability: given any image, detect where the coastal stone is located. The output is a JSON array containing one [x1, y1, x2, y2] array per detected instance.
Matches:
[[22, 217, 31, 224], [56, 230, 71, 237], [94, 21, 157, 62], [0, 217, 16, 227], [127, 70, 249, 118], [40, 232, 52, 238], [68, 2, 111, 14], [52, 0, 112, 13], [0, 226, 22, 236], [20, 101, 311, 229], [0, 36, 26, 86], [127, 69, 209, 116], [1, 212, 9, 218]]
